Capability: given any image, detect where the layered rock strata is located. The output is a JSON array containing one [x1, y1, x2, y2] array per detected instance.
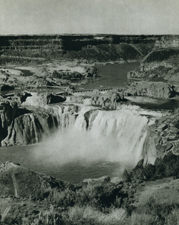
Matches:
[[0, 101, 58, 146]]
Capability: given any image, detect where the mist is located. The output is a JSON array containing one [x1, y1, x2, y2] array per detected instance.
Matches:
[[32, 128, 135, 166], [31, 106, 157, 175]]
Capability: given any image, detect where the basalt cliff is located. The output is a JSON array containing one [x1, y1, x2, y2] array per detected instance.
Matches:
[[0, 99, 58, 146]]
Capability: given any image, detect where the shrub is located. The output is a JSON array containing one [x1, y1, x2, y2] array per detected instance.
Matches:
[[61, 205, 125, 225], [124, 212, 156, 225]]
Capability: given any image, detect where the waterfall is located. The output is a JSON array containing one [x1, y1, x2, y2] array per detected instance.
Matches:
[[21, 93, 162, 168], [34, 104, 161, 169], [72, 105, 157, 165]]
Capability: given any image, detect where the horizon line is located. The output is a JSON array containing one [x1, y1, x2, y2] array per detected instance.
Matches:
[[0, 33, 179, 36]]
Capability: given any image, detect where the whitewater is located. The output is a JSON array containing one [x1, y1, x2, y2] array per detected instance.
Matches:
[[19, 93, 164, 181], [30, 103, 161, 173]]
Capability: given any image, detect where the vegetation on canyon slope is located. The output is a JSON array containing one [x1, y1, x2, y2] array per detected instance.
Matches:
[[0, 152, 179, 224]]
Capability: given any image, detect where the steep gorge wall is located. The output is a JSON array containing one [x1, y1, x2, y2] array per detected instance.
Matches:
[[0, 101, 58, 146], [0, 35, 158, 61], [0, 35, 157, 50]]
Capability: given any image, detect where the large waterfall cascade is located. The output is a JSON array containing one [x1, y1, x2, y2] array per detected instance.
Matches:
[[22, 94, 163, 171], [34, 104, 162, 169]]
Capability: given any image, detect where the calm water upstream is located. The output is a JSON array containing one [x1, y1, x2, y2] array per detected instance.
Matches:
[[83, 61, 139, 89]]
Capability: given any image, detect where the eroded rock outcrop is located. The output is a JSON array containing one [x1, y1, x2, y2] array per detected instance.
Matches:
[[0, 100, 58, 146], [1, 111, 58, 146], [150, 110, 179, 156], [0, 101, 23, 142], [91, 91, 125, 109], [126, 81, 175, 99], [22, 92, 66, 107]]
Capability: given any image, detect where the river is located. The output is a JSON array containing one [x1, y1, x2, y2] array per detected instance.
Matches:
[[0, 145, 121, 183], [82, 61, 139, 89], [0, 61, 155, 184]]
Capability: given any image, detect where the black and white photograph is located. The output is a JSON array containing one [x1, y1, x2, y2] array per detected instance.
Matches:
[[0, 0, 179, 224]]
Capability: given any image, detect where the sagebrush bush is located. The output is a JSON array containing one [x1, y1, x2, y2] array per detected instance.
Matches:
[[61, 205, 125, 225]]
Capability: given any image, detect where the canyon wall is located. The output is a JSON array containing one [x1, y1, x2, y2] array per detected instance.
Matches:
[[0, 101, 58, 146], [0, 35, 159, 61]]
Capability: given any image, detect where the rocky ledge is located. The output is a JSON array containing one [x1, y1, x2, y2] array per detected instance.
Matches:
[[0, 100, 58, 146], [91, 91, 125, 109], [126, 81, 175, 99]]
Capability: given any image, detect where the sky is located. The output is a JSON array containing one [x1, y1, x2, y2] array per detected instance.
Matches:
[[0, 0, 179, 35]]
